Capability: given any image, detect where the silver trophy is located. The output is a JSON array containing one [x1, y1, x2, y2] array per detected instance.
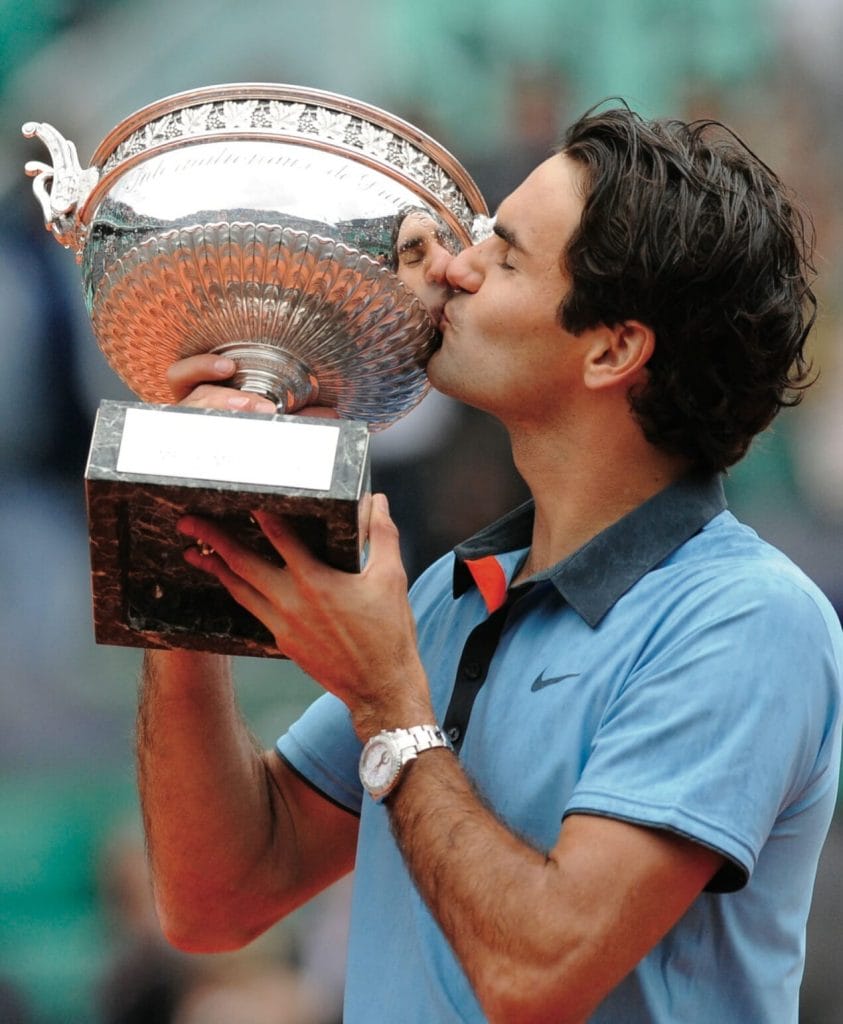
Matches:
[[23, 83, 488, 657]]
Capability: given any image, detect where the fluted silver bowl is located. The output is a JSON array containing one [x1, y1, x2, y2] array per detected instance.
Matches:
[[23, 83, 489, 428]]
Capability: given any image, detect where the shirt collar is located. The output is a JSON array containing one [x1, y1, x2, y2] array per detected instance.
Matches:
[[453, 473, 727, 627]]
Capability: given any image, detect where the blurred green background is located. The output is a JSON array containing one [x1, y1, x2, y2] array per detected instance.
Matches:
[[1, 1, 841, 1021]]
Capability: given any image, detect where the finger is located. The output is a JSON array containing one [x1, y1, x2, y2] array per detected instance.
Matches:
[[182, 544, 277, 623], [366, 493, 404, 569], [166, 353, 276, 413], [166, 353, 236, 400], [177, 515, 289, 600], [252, 512, 319, 578], [179, 383, 277, 414]]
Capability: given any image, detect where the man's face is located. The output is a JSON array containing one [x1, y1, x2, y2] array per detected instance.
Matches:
[[429, 154, 589, 425], [394, 211, 459, 326]]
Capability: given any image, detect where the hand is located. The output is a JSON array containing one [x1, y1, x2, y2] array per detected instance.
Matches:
[[177, 493, 434, 738], [166, 352, 340, 418], [167, 353, 278, 413]]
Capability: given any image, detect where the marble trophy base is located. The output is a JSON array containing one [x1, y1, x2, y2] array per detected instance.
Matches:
[[85, 400, 370, 658]]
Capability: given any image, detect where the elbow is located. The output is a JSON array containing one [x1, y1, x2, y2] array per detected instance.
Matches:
[[479, 991, 587, 1024], [158, 909, 263, 955], [158, 916, 246, 956], [153, 885, 266, 955], [473, 961, 593, 1024]]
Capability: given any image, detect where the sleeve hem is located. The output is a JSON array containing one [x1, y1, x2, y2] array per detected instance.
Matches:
[[275, 751, 361, 819], [276, 735, 363, 816], [564, 791, 754, 892]]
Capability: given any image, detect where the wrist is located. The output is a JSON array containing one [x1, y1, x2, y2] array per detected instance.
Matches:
[[348, 667, 435, 742], [143, 648, 233, 695], [351, 695, 436, 743]]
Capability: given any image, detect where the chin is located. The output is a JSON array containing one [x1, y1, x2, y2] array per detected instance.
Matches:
[[425, 352, 460, 400], [424, 348, 445, 388]]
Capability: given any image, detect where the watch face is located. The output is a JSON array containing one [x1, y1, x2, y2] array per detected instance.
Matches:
[[360, 735, 400, 797]]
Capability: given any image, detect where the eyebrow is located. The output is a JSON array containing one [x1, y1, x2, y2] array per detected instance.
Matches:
[[493, 221, 525, 254], [398, 234, 426, 255], [398, 224, 455, 258]]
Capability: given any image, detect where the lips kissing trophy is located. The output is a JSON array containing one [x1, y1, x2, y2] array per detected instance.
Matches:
[[23, 83, 488, 657]]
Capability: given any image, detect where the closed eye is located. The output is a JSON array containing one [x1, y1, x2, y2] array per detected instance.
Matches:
[[398, 238, 426, 266], [399, 250, 424, 266], [495, 240, 517, 272], [493, 221, 525, 271]]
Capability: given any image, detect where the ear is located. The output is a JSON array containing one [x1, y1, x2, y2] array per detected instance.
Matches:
[[583, 320, 655, 392]]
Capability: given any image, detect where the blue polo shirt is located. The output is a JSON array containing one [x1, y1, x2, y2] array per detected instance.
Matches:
[[277, 474, 843, 1023]]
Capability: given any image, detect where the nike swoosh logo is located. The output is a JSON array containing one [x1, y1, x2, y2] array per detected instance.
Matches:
[[530, 670, 580, 692]]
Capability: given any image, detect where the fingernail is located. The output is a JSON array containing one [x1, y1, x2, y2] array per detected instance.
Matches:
[[227, 394, 250, 409], [214, 357, 236, 374]]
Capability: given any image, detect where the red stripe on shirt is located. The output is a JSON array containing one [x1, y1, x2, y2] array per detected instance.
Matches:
[[465, 556, 508, 614]]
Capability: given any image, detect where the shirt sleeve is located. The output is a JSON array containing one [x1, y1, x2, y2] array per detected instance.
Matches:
[[564, 567, 842, 891], [277, 691, 364, 815]]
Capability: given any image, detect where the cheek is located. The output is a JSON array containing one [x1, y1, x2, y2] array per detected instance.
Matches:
[[414, 280, 439, 306], [478, 308, 519, 348], [396, 266, 422, 292]]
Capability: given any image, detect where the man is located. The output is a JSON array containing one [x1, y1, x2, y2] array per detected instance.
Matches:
[[138, 106, 843, 1023], [391, 206, 460, 327]]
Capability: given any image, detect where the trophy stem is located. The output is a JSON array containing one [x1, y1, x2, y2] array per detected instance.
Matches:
[[211, 342, 320, 413]]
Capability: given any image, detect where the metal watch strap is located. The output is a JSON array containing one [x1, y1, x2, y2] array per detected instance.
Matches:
[[390, 723, 452, 761]]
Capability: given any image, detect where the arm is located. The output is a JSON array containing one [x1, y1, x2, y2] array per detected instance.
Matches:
[[137, 648, 358, 952], [177, 496, 723, 1019], [137, 354, 354, 952], [388, 750, 722, 1023]]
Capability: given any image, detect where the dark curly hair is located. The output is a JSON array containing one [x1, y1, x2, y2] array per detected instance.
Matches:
[[559, 105, 817, 472]]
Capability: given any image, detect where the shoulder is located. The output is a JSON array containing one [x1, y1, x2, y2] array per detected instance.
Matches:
[[605, 510, 843, 732], [661, 510, 841, 642], [620, 513, 843, 757]]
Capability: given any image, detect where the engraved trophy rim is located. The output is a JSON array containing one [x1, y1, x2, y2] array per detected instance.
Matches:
[[80, 82, 489, 244]]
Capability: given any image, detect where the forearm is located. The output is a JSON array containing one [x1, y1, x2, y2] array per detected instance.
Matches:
[[388, 748, 722, 1023], [137, 649, 288, 949], [387, 752, 591, 1023]]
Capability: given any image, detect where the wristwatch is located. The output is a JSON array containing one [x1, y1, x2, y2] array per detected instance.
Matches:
[[359, 724, 452, 802]]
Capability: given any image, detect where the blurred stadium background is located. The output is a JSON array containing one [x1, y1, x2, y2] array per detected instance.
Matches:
[[1, 1, 841, 1021]]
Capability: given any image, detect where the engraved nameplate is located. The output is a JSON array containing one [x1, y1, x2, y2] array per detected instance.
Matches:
[[116, 407, 339, 491]]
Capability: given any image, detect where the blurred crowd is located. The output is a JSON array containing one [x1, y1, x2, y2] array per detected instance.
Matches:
[[93, 825, 351, 1024], [0, 0, 841, 1021]]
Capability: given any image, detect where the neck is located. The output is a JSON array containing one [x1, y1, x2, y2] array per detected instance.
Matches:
[[507, 416, 691, 583]]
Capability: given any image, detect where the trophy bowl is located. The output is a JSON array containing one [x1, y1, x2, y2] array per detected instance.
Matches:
[[22, 83, 489, 657], [23, 81, 489, 425]]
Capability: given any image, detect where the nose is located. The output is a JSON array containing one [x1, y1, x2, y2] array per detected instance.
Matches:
[[445, 242, 484, 293], [425, 241, 452, 285]]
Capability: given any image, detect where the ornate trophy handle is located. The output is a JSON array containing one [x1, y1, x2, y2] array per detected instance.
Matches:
[[21, 121, 99, 253]]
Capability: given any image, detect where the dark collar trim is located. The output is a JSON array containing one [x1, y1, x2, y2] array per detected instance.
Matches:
[[453, 474, 726, 627]]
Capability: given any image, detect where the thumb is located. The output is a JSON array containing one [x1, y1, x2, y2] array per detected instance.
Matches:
[[366, 493, 403, 567]]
